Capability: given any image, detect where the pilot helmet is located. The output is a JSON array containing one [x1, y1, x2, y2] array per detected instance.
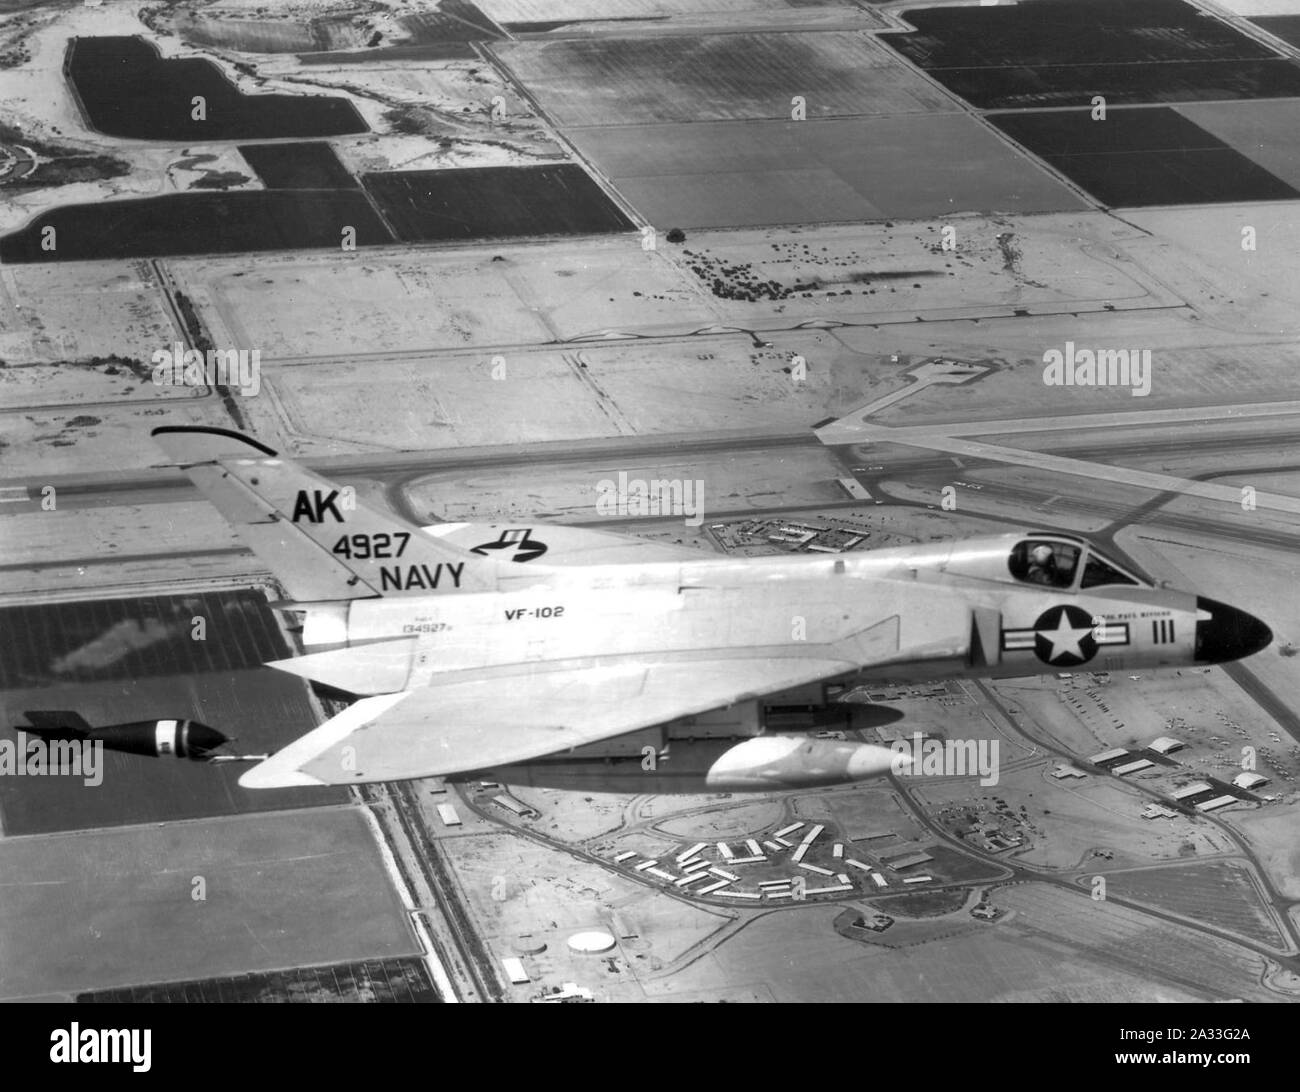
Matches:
[[1030, 544, 1054, 565]]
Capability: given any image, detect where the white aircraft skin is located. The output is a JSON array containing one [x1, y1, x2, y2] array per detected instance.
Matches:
[[311, 537, 1213, 684], [151, 427, 1272, 793]]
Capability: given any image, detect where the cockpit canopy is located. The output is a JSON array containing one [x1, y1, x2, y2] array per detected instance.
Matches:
[[1008, 537, 1143, 591]]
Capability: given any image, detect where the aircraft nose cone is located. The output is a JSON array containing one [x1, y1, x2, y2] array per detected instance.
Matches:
[[1194, 597, 1272, 664], [183, 720, 229, 757]]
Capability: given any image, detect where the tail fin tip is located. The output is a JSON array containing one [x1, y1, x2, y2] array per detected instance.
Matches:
[[152, 426, 279, 463]]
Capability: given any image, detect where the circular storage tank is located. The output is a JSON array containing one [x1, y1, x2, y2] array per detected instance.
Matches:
[[513, 939, 548, 956], [567, 930, 616, 954]]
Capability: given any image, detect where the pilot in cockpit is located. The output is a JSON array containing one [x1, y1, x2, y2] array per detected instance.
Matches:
[[1011, 539, 1136, 590], [1027, 544, 1062, 586]]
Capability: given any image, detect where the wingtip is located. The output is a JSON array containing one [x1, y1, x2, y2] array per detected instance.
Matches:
[[237, 692, 414, 789], [238, 761, 325, 790]]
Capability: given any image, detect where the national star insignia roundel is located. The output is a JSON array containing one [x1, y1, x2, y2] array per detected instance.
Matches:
[[1000, 603, 1129, 667], [1030, 604, 1099, 666]]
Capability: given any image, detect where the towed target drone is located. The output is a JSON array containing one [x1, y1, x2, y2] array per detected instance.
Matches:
[[18, 711, 265, 763]]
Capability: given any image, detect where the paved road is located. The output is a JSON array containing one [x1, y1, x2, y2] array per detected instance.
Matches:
[[3, 421, 1298, 515]]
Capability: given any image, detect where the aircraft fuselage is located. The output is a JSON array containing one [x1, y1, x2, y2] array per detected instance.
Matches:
[[287, 532, 1261, 697]]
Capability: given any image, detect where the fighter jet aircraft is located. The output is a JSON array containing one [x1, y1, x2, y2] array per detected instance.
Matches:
[[150, 426, 1271, 793]]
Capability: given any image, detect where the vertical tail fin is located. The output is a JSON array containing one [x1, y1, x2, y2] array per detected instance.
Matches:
[[152, 427, 518, 601], [21, 711, 92, 735]]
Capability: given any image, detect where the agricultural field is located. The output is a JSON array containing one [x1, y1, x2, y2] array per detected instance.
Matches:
[[991, 108, 1300, 208], [1175, 99, 1300, 192], [882, 0, 1300, 110], [238, 141, 359, 189], [493, 32, 954, 126], [1254, 15, 1300, 47], [67, 36, 367, 140], [569, 114, 1086, 229], [81, 957, 441, 1003], [400, 5, 503, 43], [0, 190, 394, 262], [0, 809, 414, 1000], [0, 589, 286, 686], [362, 163, 634, 241]]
